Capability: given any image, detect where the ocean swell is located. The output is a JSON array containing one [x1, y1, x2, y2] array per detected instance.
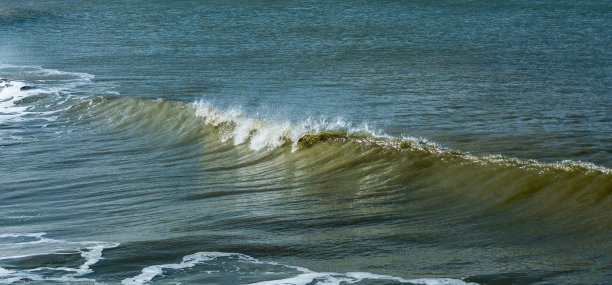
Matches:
[[64, 96, 612, 236]]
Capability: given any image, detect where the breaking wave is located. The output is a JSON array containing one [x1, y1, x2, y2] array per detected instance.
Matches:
[[62, 96, 612, 234]]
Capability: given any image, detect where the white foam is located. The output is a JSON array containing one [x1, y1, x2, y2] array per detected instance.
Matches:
[[248, 270, 477, 285], [193, 101, 296, 151], [0, 232, 46, 239], [0, 64, 94, 82], [0, 64, 99, 124], [122, 251, 477, 285], [0, 268, 14, 276], [0, 271, 97, 284], [0, 80, 30, 123], [122, 252, 253, 285], [192, 100, 370, 152], [0, 233, 118, 284]]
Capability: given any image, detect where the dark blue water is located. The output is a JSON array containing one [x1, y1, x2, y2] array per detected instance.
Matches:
[[1, 1, 611, 284]]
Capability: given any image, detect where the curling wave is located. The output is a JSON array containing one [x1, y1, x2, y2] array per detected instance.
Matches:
[[62, 96, 612, 235]]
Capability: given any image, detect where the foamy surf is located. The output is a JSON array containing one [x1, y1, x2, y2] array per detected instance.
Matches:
[[0, 233, 118, 284], [192, 99, 393, 152], [0, 79, 31, 123], [192, 100, 307, 151], [0, 64, 103, 124], [122, 251, 477, 285]]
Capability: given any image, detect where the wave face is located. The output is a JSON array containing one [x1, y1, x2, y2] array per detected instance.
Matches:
[[86, 96, 612, 226]]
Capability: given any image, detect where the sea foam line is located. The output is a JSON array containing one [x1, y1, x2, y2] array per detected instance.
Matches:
[[122, 251, 477, 285], [0, 233, 119, 284]]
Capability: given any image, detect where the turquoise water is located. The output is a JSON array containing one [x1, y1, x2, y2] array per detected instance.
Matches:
[[1, 1, 611, 284]]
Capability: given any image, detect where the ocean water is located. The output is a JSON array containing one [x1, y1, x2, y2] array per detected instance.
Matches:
[[0, 0, 610, 284]]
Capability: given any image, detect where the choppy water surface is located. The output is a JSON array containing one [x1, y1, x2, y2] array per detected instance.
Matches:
[[1, 0, 611, 284]]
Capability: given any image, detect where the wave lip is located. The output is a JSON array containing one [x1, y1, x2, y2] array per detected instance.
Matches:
[[192, 100, 390, 152], [192, 100, 304, 151]]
